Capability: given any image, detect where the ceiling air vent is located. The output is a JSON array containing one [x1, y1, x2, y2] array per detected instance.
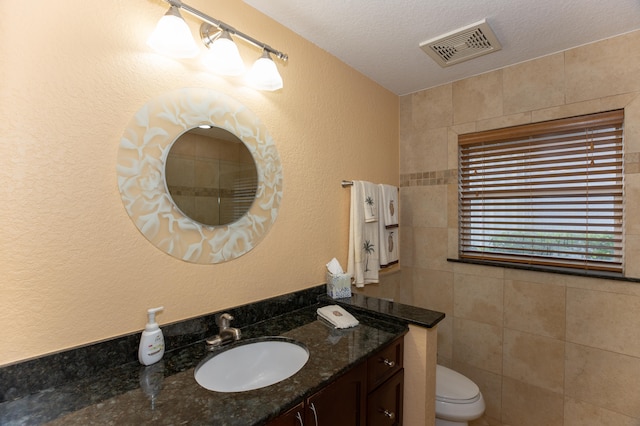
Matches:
[[420, 19, 502, 67]]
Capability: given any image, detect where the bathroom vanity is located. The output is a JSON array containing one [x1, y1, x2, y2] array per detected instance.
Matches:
[[269, 334, 404, 425], [0, 286, 443, 425]]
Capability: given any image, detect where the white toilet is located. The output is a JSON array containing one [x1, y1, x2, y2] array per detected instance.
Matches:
[[435, 364, 486, 426]]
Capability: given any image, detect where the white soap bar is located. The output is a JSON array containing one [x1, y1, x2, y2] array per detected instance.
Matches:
[[317, 305, 359, 329]]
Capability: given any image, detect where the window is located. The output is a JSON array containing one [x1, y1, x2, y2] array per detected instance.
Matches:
[[458, 110, 624, 273]]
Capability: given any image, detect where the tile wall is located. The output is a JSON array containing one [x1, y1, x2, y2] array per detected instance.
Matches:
[[358, 30, 640, 425]]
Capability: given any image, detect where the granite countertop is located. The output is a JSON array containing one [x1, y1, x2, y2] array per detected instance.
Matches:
[[0, 304, 402, 425], [0, 288, 445, 425], [324, 293, 445, 328]]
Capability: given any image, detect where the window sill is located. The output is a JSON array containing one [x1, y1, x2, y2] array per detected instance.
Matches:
[[447, 258, 640, 283]]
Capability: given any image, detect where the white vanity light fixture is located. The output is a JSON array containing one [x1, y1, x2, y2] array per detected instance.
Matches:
[[147, 6, 199, 58], [201, 27, 245, 76], [246, 50, 284, 91], [148, 0, 288, 91]]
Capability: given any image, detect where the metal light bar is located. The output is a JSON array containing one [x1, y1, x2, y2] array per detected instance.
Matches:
[[165, 0, 288, 61]]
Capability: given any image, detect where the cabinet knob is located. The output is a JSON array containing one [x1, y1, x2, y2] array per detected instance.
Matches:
[[382, 409, 395, 420], [382, 358, 395, 368]]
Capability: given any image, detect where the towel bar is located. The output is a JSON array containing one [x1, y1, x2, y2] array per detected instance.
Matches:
[[341, 180, 399, 190]]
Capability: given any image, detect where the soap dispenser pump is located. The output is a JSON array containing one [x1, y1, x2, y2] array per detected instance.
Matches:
[[138, 306, 165, 366]]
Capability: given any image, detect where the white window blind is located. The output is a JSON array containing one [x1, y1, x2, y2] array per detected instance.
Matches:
[[458, 110, 624, 273]]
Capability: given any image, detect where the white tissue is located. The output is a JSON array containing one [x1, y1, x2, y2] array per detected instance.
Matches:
[[326, 258, 344, 275]]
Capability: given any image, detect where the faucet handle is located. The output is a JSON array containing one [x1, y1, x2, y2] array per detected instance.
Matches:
[[218, 313, 234, 329]]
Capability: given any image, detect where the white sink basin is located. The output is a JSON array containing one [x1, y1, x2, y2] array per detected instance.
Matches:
[[194, 338, 309, 392]]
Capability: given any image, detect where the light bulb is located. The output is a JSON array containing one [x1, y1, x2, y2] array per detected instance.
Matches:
[[202, 31, 245, 76], [147, 6, 199, 59], [246, 50, 283, 91]]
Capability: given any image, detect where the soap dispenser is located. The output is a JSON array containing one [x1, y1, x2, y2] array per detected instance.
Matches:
[[138, 306, 165, 366]]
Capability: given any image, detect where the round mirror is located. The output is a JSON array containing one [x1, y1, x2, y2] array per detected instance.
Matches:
[[165, 126, 258, 227], [117, 88, 282, 264]]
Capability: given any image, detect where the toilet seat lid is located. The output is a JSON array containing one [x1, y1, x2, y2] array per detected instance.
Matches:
[[436, 365, 480, 402]]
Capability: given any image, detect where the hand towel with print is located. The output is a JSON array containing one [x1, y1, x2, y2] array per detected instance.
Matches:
[[348, 181, 380, 287], [379, 184, 398, 226], [378, 184, 399, 267], [362, 181, 379, 223]]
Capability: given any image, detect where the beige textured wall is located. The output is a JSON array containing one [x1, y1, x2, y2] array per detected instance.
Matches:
[[0, 0, 398, 366], [394, 30, 640, 425]]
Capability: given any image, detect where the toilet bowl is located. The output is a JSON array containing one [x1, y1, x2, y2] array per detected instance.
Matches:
[[435, 364, 485, 426]]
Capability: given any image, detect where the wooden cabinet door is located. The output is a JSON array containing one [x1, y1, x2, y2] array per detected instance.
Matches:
[[267, 402, 305, 426], [306, 362, 366, 426], [367, 369, 404, 426]]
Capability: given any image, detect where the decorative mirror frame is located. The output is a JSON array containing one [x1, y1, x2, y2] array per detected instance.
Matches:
[[117, 88, 282, 264]]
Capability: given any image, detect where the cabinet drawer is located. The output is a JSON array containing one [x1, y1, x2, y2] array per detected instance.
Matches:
[[367, 369, 404, 426], [367, 337, 403, 392]]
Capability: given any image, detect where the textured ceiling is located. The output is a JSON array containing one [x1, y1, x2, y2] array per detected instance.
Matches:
[[243, 0, 640, 95]]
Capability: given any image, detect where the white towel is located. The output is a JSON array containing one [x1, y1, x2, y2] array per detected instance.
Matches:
[[317, 305, 359, 329], [347, 181, 380, 287], [379, 184, 398, 226], [362, 181, 379, 223]]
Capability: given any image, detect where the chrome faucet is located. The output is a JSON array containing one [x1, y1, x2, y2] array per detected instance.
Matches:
[[206, 313, 241, 349]]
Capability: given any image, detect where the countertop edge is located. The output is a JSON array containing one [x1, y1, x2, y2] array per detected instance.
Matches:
[[321, 293, 446, 328]]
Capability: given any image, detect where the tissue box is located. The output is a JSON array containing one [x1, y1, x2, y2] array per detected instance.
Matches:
[[326, 272, 352, 299]]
